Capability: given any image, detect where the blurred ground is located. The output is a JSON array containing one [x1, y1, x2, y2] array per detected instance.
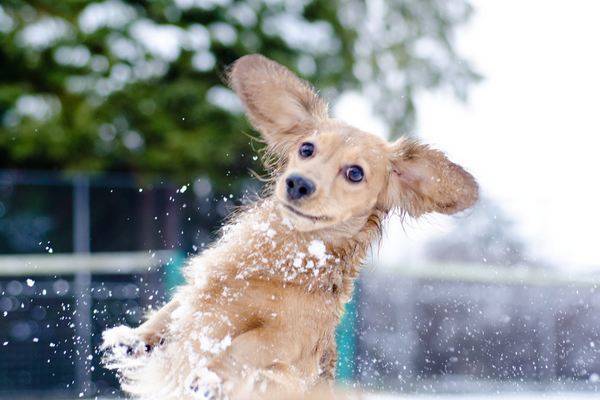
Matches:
[[368, 394, 598, 400], [58, 393, 600, 399]]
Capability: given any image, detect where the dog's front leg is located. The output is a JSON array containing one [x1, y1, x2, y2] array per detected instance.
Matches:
[[102, 298, 179, 359], [137, 298, 180, 345], [188, 326, 304, 399]]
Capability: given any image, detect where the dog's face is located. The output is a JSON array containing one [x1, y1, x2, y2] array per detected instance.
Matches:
[[272, 122, 389, 231], [229, 55, 478, 234]]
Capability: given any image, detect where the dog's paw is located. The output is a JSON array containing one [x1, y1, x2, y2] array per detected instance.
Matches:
[[101, 325, 150, 367], [186, 369, 224, 400]]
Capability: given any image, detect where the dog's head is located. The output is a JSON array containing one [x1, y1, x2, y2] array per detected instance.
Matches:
[[229, 55, 478, 234]]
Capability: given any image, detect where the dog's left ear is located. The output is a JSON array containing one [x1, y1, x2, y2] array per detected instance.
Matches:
[[380, 138, 479, 217], [228, 54, 328, 154]]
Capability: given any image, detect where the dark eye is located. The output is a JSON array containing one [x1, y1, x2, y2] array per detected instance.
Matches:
[[299, 142, 315, 158], [345, 165, 364, 183]]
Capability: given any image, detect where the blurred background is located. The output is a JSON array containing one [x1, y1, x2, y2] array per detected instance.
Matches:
[[1, 0, 599, 399]]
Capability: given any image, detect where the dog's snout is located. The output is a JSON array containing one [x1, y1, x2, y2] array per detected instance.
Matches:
[[286, 174, 316, 200]]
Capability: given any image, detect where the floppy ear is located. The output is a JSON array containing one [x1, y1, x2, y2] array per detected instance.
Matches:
[[380, 138, 479, 217], [228, 54, 328, 153]]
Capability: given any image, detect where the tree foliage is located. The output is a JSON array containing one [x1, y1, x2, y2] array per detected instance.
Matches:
[[0, 0, 478, 187]]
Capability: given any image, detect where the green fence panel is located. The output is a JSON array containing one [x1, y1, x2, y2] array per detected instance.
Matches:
[[335, 290, 357, 382], [164, 251, 187, 296]]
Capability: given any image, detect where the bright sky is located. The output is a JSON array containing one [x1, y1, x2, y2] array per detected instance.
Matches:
[[336, 0, 600, 270]]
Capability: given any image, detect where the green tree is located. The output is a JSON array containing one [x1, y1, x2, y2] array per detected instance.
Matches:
[[0, 0, 479, 189]]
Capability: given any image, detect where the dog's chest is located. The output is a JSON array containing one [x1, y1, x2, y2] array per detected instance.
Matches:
[[233, 231, 345, 293], [241, 280, 339, 325]]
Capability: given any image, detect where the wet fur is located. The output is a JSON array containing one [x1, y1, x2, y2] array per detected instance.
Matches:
[[101, 55, 478, 399]]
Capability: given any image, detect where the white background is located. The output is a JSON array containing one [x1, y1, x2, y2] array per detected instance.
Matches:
[[337, 0, 600, 271]]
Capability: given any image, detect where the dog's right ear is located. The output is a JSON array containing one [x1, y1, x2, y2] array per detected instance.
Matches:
[[379, 138, 479, 218], [228, 54, 328, 154]]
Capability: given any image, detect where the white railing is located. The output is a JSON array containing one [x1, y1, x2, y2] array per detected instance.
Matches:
[[379, 262, 600, 287], [0, 250, 177, 276]]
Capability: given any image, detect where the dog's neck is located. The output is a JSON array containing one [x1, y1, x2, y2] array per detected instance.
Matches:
[[220, 198, 385, 306]]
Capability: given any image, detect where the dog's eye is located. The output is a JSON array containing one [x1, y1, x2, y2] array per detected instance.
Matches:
[[345, 165, 364, 183], [299, 142, 315, 158]]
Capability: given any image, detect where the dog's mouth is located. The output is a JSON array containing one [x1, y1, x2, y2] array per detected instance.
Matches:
[[283, 204, 332, 222]]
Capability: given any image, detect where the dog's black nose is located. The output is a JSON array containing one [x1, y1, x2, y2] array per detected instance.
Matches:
[[286, 174, 316, 200]]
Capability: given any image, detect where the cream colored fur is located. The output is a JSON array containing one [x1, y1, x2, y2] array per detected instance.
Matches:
[[101, 54, 478, 399]]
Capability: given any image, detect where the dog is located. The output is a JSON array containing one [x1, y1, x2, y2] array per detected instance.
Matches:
[[101, 54, 478, 399]]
